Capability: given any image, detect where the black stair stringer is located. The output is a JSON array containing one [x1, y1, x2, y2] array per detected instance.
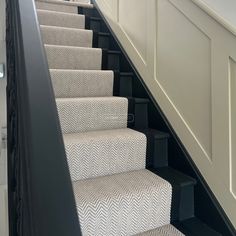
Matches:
[[150, 167, 197, 222], [78, 6, 100, 17], [127, 97, 149, 129], [137, 129, 170, 168], [85, 16, 108, 32], [88, 1, 235, 235], [173, 217, 223, 236], [102, 50, 121, 70], [113, 72, 133, 97], [93, 32, 110, 49]]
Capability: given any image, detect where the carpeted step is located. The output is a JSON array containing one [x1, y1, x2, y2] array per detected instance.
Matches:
[[50, 69, 114, 98], [67, 0, 90, 3], [40, 26, 93, 47], [69, 0, 90, 3], [135, 224, 184, 236], [56, 97, 128, 133], [45, 45, 102, 70], [37, 10, 85, 29], [35, 0, 93, 14], [73, 169, 172, 236], [64, 128, 146, 181]]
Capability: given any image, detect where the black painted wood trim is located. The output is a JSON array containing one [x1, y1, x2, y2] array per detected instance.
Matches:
[[6, 0, 82, 235]]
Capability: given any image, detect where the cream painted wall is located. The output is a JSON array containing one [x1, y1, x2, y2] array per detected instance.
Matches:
[[95, 0, 236, 228]]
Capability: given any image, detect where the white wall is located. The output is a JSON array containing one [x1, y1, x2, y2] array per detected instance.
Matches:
[[95, 0, 236, 228], [0, 0, 8, 235]]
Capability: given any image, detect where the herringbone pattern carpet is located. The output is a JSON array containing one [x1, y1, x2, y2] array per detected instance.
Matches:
[[45, 44, 102, 70], [38, 9, 85, 28], [50, 69, 114, 98], [41, 26, 93, 47], [73, 170, 172, 236], [56, 97, 128, 133], [135, 225, 184, 236], [64, 128, 146, 181], [35, 0, 183, 234]]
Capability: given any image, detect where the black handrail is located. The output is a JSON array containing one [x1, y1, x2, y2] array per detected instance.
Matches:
[[6, 0, 81, 235]]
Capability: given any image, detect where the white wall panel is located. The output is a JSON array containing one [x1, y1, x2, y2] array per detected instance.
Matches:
[[119, 0, 148, 62], [96, 0, 236, 228], [156, 0, 212, 158]]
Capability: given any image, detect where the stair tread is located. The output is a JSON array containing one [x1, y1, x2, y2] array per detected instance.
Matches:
[[137, 128, 170, 139], [135, 224, 184, 236], [97, 32, 110, 36], [73, 169, 172, 236], [64, 128, 146, 181], [56, 96, 128, 133], [50, 69, 114, 98], [174, 217, 222, 236], [45, 44, 102, 70], [131, 97, 150, 104], [40, 25, 93, 47], [37, 9, 85, 29], [150, 167, 197, 187]]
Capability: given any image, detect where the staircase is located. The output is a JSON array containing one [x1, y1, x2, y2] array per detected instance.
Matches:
[[32, 0, 224, 235]]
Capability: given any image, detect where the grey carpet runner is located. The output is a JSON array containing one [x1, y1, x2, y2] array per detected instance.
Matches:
[[35, 0, 184, 235]]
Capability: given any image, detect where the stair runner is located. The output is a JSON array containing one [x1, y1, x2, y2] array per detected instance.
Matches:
[[36, 0, 185, 235]]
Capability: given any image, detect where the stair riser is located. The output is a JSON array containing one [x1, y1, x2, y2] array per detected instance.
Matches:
[[37, 10, 85, 29], [65, 129, 147, 181], [45, 45, 102, 70], [57, 97, 128, 134], [41, 27, 93, 48], [36, 1, 78, 13], [57, 97, 151, 133], [74, 170, 172, 236], [51, 70, 133, 99], [51, 70, 114, 98]]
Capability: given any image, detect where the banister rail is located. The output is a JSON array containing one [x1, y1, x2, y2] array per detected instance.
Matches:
[[6, 0, 81, 235]]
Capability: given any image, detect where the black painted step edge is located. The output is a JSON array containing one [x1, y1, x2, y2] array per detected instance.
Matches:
[[128, 97, 149, 129], [137, 129, 170, 168], [93, 32, 110, 49], [91, 1, 236, 235], [173, 217, 222, 236], [78, 6, 100, 17], [113, 71, 133, 97], [150, 167, 196, 222]]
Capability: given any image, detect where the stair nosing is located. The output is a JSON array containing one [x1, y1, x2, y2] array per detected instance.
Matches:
[[40, 24, 93, 33]]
